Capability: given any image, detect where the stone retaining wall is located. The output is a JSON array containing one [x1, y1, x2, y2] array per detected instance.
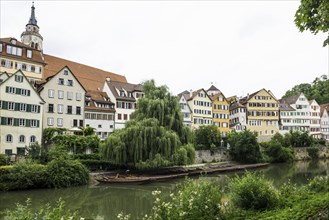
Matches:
[[195, 149, 230, 164], [294, 146, 329, 160]]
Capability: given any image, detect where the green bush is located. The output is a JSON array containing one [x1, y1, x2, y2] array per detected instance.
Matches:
[[307, 176, 329, 193], [0, 165, 12, 175], [263, 141, 294, 163], [194, 125, 221, 150], [228, 130, 262, 163], [72, 153, 101, 160], [79, 159, 113, 171], [229, 172, 279, 211], [307, 147, 319, 159], [144, 178, 224, 220], [0, 154, 8, 166], [46, 159, 89, 188], [3, 198, 80, 219], [0, 160, 47, 191]]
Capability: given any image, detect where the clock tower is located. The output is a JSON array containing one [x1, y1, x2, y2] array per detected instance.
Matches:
[[21, 2, 43, 51]]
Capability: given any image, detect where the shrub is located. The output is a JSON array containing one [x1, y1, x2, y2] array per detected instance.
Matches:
[[46, 159, 89, 188], [79, 159, 113, 171], [307, 176, 329, 193], [228, 130, 262, 163], [194, 125, 221, 150], [144, 178, 224, 220], [229, 172, 279, 211], [307, 147, 319, 159], [0, 154, 8, 166], [25, 142, 41, 162], [263, 141, 294, 163], [4, 198, 80, 219]]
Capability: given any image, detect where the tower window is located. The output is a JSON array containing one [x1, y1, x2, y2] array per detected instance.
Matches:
[[31, 42, 35, 48], [27, 50, 32, 58]]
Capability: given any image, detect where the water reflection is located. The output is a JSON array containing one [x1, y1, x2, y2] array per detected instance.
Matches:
[[0, 160, 328, 220]]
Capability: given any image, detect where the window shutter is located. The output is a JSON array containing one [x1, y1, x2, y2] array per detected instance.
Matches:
[[37, 106, 40, 113], [28, 90, 31, 96], [5, 86, 9, 93], [37, 120, 40, 127], [26, 119, 30, 127], [16, 88, 21, 94], [15, 103, 20, 111], [72, 106, 76, 115], [27, 104, 31, 112], [1, 117, 6, 125], [2, 101, 8, 110], [14, 118, 19, 126]]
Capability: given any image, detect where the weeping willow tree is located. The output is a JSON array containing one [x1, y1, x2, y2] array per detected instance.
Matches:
[[101, 80, 195, 169]]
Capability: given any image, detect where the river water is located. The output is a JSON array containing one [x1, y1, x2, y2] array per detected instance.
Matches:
[[0, 160, 328, 220]]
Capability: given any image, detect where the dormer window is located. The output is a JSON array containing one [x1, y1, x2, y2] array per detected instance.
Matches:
[[120, 91, 125, 97], [11, 39, 16, 45], [128, 92, 132, 98]]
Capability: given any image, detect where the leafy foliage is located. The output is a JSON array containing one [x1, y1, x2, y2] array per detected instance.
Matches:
[[101, 80, 195, 169], [282, 76, 329, 104], [307, 147, 319, 159], [4, 198, 79, 220], [0, 154, 8, 166], [295, 0, 329, 47], [227, 130, 262, 163], [25, 142, 42, 162], [144, 178, 224, 220], [229, 172, 279, 211], [194, 125, 222, 150]]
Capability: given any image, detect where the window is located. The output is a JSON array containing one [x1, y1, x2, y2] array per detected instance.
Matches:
[[76, 106, 81, 115], [16, 62, 23, 70], [64, 70, 68, 75], [17, 147, 25, 156], [48, 104, 54, 113], [15, 75, 23, 82], [30, 136, 36, 143], [20, 103, 27, 111], [57, 104, 63, 114], [118, 114, 122, 120], [6, 134, 13, 142], [21, 89, 30, 96], [58, 90, 64, 99], [79, 120, 83, 127], [48, 89, 54, 98], [8, 102, 15, 110], [98, 124, 102, 128], [67, 105, 72, 114], [47, 117, 54, 126], [19, 119, 25, 126], [5, 149, 12, 156], [30, 120, 37, 127], [76, 93, 82, 101], [124, 114, 128, 120], [34, 66, 40, 73], [26, 64, 31, 72], [19, 135, 25, 143], [7, 86, 15, 94], [73, 119, 78, 127], [6, 118, 13, 125], [67, 80, 73, 86], [57, 118, 63, 127], [67, 92, 73, 100], [27, 50, 32, 58], [58, 78, 64, 85], [31, 105, 38, 113]]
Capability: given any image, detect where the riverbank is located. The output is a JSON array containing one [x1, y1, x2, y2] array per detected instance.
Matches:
[[92, 162, 269, 184]]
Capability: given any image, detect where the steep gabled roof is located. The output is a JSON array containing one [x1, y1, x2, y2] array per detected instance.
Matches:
[[280, 93, 302, 105], [279, 103, 295, 111], [106, 80, 142, 101], [207, 85, 220, 92], [85, 90, 115, 112], [186, 88, 212, 101], [239, 88, 278, 105], [320, 103, 329, 117], [43, 54, 127, 92], [210, 93, 228, 102]]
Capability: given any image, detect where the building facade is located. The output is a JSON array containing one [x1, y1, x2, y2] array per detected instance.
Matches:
[[309, 99, 321, 138], [320, 104, 329, 140], [229, 101, 247, 132], [187, 89, 212, 129], [85, 91, 115, 140], [279, 93, 311, 134], [103, 80, 143, 129], [38, 66, 86, 129], [0, 70, 44, 155], [210, 93, 230, 136], [178, 91, 192, 127]]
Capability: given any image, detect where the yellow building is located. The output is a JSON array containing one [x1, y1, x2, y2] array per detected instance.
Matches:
[[240, 88, 279, 141], [210, 93, 230, 136]]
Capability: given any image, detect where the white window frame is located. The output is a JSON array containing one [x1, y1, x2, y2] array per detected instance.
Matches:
[[58, 90, 64, 99], [67, 91, 73, 100], [30, 135, 36, 143], [20, 103, 27, 112], [19, 119, 25, 126], [57, 104, 64, 114], [48, 89, 55, 98], [47, 117, 54, 126], [8, 102, 15, 110], [57, 118, 63, 127], [19, 135, 25, 143], [31, 120, 37, 127], [76, 93, 82, 101], [6, 134, 13, 142]]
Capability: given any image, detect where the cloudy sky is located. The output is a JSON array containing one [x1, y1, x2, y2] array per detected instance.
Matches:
[[1, 1, 328, 98]]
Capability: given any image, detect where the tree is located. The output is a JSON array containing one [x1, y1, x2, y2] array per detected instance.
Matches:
[[101, 80, 194, 169], [228, 130, 262, 164], [295, 0, 329, 47], [194, 125, 221, 150]]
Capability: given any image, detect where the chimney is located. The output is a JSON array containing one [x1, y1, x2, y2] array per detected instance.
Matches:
[[189, 89, 193, 98], [106, 77, 111, 82]]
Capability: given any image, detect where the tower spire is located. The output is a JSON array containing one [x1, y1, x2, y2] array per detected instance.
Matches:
[[28, 1, 38, 26]]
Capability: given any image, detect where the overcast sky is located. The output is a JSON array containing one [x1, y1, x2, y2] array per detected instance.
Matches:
[[1, 1, 328, 98]]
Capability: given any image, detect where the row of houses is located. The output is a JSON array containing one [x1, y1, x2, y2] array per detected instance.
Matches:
[[1, 3, 328, 155]]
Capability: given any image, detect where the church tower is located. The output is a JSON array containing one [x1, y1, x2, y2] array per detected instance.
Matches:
[[21, 2, 43, 51]]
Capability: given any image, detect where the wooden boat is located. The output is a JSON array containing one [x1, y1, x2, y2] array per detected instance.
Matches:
[[148, 173, 189, 181], [96, 175, 151, 184]]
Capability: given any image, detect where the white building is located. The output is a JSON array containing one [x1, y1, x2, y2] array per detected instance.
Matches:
[[38, 66, 86, 129], [320, 104, 329, 140], [279, 93, 311, 134], [85, 90, 115, 140], [103, 80, 143, 129], [0, 70, 44, 155], [178, 91, 192, 127], [229, 101, 247, 132], [309, 100, 322, 138], [186, 89, 213, 129]]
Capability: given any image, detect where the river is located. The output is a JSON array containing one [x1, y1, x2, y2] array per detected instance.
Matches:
[[0, 160, 328, 220]]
